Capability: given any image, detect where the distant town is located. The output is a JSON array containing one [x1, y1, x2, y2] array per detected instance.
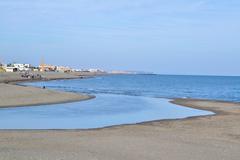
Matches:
[[0, 61, 105, 73], [0, 61, 143, 75]]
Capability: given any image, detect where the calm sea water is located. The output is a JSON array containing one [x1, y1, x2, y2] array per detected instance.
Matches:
[[2, 74, 238, 129], [27, 74, 240, 102]]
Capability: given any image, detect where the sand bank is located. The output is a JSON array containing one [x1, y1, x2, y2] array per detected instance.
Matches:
[[0, 99, 239, 160], [0, 72, 92, 83], [0, 72, 94, 108], [0, 83, 93, 108]]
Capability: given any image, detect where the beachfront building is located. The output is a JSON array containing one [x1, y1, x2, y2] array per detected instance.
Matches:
[[32, 68, 39, 72], [39, 64, 57, 72], [56, 66, 72, 73], [0, 63, 33, 72], [2, 63, 17, 72], [12, 63, 31, 71], [4, 66, 18, 72], [88, 68, 105, 73]]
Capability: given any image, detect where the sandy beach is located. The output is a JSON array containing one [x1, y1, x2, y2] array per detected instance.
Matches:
[[0, 83, 93, 108], [0, 72, 94, 108], [0, 73, 240, 160], [0, 99, 239, 160]]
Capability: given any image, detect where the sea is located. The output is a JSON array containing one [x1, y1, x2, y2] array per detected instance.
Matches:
[[1, 74, 240, 129]]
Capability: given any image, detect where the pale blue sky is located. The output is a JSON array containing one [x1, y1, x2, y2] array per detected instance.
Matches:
[[0, 0, 240, 75]]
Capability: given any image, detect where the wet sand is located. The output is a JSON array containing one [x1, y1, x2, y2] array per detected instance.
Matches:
[[0, 99, 240, 160]]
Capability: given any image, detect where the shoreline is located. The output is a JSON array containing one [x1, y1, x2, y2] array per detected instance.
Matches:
[[0, 97, 238, 131], [0, 98, 217, 131], [0, 98, 228, 132], [0, 72, 237, 126], [0, 72, 236, 126], [0, 83, 94, 109], [0, 72, 97, 108]]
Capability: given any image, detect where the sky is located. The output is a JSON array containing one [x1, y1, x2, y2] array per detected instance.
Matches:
[[0, 0, 240, 75]]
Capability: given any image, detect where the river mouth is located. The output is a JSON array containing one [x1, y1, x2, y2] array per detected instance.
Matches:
[[0, 93, 213, 130]]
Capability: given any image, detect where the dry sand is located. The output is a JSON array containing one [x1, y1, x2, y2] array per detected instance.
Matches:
[[0, 99, 239, 160]]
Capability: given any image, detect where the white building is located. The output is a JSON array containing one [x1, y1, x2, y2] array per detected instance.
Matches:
[[56, 66, 72, 73], [13, 63, 31, 71], [4, 67, 18, 72], [2, 63, 32, 72], [88, 69, 105, 73]]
